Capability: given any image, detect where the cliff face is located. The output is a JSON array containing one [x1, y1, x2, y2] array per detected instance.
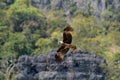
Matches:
[[15, 49, 107, 80], [31, 0, 120, 18]]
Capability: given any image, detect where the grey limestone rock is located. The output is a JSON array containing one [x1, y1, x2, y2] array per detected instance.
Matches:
[[31, 0, 120, 19], [15, 49, 107, 80]]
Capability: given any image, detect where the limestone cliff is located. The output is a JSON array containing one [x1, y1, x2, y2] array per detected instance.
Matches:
[[31, 0, 120, 18], [15, 49, 107, 80]]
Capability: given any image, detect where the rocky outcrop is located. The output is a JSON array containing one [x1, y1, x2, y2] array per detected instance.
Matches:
[[31, 0, 120, 18], [4, 0, 15, 5], [15, 49, 107, 80]]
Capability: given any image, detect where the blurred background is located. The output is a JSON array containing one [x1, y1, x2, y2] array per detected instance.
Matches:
[[0, 0, 120, 80]]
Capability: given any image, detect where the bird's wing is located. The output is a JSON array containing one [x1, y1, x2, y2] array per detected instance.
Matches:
[[57, 45, 65, 52]]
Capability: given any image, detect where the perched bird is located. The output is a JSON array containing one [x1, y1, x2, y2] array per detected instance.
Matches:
[[55, 25, 76, 63]]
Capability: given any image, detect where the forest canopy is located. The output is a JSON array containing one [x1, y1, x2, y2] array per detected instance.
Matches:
[[0, 0, 120, 80]]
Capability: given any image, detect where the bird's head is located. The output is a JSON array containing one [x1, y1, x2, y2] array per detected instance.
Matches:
[[64, 25, 73, 34]]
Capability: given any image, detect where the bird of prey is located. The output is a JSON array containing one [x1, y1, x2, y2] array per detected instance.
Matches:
[[55, 25, 76, 63]]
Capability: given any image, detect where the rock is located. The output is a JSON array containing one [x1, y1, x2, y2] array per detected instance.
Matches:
[[15, 49, 107, 80], [32, 54, 47, 63], [31, 0, 120, 19], [15, 73, 34, 80], [4, 0, 15, 6]]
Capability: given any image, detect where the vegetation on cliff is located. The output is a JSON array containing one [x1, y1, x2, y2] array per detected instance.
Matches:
[[0, 0, 120, 80]]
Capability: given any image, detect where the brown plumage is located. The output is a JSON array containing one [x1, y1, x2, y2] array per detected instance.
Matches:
[[55, 26, 76, 63]]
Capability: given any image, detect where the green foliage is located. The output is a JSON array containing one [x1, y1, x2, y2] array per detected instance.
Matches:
[[1, 33, 33, 57], [48, 17, 68, 33], [34, 31, 59, 54], [113, 52, 120, 80], [34, 38, 51, 54], [3, 0, 45, 32], [71, 14, 106, 55], [0, 0, 14, 10], [105, 51, 120, 80], [0, 0, 120, 80], [0, 1, 6, 9], [80, 3, 94, 17]]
